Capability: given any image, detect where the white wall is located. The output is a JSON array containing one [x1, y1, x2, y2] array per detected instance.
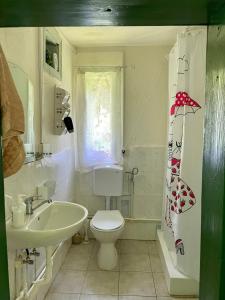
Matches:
[[1, 28, 171, 297], [0, 27, 75, 299], [123, 46, 168, 219], [42, 29, 75, 154], [41, 28, 76, 204], [74, 46, 169, 219]]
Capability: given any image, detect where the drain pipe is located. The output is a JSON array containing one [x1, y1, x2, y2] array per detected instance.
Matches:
[[25, 246, 53, 300], [15, 255, 28, 300], [15, 246, 53, 300], [83, 218, 89, 244]]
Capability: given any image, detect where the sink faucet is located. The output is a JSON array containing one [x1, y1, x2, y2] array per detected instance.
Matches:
[[24, 196, 52, 215]]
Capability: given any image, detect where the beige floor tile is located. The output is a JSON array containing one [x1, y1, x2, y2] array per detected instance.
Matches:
[[149, 253, 163, 272], [82, 271, 119, 295], [80, 295, 118, 299], [116, 240, 121, 254], [61, 252, 90, 271], [119, 271, 156, 297], [70, 240, 95, 255], [46, 240, 197, 300], [119, 254, 151, 272], [148, 241, 159, 255], [45, 293, 80, 300], [88, 254, 119, 271], [153, 273, 169, 297], [90, 240, 100, 257], [49, 270, 85, 294], [119, 240, 149, 254], [46, 240, 198, 300], [87, 255, 101, 271], [119, 296, 156, 299]]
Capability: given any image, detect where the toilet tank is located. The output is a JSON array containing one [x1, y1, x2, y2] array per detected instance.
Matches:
[[93, 165, 123, 196]]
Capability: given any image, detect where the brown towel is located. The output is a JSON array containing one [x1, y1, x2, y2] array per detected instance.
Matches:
[[0, 45, 25, 177]]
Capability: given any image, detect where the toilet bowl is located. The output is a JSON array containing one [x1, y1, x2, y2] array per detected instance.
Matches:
[[90, 210, 124, 270]]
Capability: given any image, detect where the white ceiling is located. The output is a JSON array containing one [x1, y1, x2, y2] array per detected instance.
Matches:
[[59, 26, 187, 47]]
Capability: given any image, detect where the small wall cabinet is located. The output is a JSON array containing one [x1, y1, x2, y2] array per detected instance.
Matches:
[[43, 28, 62, 80]]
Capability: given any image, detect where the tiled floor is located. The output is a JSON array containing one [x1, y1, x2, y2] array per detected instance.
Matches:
[[45, 240, 198, 300]]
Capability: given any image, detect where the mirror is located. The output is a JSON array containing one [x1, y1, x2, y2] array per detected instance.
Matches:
[[8, 62, 35, 163]]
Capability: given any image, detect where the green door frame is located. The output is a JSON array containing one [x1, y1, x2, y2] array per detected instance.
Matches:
[[200, 25, 225, 300], [0, 129, 10, 299], [0, 0, 225, 27], [0, 156, 9, 299], [1, 1, 225, 299]]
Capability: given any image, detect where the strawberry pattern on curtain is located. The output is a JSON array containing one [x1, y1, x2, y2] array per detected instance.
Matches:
[[165, 90, 201, 253], [164, 29, 207, 280]]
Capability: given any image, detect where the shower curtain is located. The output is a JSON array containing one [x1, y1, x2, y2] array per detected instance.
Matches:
[[163, 28, 207, 281]]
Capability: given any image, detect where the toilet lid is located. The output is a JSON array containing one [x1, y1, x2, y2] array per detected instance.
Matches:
[[91, 210, 124, 231]]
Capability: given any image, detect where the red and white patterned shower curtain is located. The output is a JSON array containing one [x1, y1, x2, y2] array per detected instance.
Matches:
[[164, 29, 207, 280]]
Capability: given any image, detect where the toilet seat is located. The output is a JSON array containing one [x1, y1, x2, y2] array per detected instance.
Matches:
[[91, 210, 124, 231]]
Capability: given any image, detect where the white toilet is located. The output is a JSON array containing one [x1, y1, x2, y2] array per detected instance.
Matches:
[[90, 165, 125, 270]]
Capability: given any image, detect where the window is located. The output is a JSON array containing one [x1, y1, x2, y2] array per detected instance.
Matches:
[[75, 68, 123, 170]]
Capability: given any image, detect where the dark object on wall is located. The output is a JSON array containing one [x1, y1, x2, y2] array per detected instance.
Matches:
[[63, 116, 74, 133], [45, 41, 59, 71]]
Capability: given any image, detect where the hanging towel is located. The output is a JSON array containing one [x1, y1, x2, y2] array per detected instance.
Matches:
[[0, 45, 25, 177]]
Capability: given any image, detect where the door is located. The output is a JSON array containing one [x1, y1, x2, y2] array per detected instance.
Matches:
[[200, 25, 225, 300], [0, 2, 225, 300]]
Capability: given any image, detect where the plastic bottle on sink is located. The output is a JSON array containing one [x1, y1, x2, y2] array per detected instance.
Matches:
[[12, 194, 26, 228]]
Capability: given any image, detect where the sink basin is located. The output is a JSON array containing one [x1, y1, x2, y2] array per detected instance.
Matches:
[[7, 201, 88, 249]]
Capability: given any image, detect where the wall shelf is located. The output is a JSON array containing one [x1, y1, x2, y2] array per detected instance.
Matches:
[[43, 28, 62, 80]]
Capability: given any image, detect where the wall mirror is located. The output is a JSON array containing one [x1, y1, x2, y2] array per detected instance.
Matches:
[[9, 62, 35, 163]]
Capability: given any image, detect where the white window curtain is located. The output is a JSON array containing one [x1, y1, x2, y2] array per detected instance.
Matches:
[[75, 67, 123, 171]]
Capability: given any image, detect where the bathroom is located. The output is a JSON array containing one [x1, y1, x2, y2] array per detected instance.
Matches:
[[0, 25, 207, 299]]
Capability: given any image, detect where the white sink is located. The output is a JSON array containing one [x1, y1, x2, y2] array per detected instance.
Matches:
[[7, 201, 88, 249]]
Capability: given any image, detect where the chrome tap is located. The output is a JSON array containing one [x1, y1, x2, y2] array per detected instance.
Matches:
[[24, 196, 52, 215]]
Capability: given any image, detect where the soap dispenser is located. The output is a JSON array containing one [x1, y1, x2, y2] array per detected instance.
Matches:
[[12, 194, 26, 228]]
